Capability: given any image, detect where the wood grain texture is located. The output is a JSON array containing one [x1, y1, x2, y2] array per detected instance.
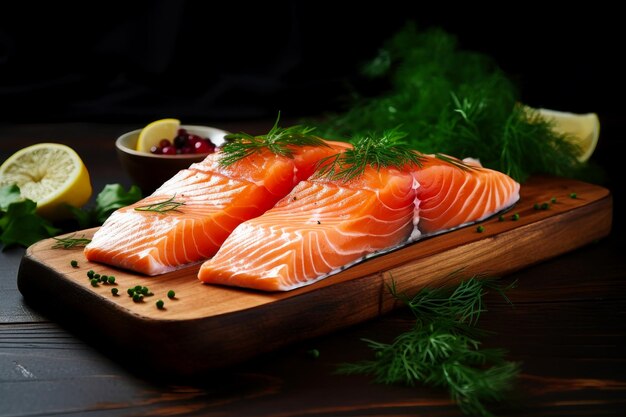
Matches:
[[16, 176, 612, 375]]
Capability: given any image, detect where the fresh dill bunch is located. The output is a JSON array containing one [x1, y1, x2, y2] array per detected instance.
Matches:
[[314, 24, 585, 182], [337, 277, 520, 417], [315, 128, 425, 182], [220, 112, 329, 166]]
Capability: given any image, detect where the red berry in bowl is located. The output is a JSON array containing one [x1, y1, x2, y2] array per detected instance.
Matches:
[[193, 140, 212, 154], [150, 145, 162, 154], [177, 128, 187, 136], [162, 146, 177, 155], [180, 146, 193, 154], [159, 139, 171, 148]]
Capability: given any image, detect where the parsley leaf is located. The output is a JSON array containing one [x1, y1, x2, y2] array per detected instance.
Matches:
[[0, 184, 22, 211], [70, 184, 142, 228], [94, 184, 142, 224], [0, 197, 60, 249]]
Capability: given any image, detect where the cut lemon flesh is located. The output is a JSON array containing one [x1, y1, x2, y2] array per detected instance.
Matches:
[[0, 143, 92, 220], [536, 108, 600, 162], [136, 118, 181, 152]]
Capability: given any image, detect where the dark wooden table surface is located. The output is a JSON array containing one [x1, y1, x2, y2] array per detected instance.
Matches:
[[1, 122, 625, 417]]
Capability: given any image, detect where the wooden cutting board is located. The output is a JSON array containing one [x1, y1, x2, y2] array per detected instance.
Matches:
[[17, 176, 612, 376]]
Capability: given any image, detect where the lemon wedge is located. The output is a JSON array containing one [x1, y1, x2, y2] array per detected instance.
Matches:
[[536, 108, 600, 162], [0, 143, 92, 220], [136, 118, 181, 152]]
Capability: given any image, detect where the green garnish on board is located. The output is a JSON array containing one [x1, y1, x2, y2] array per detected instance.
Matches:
[[338, 276, 519, 417], [315, 128, 424, 182], [313, 24, 585, 183], [52, 234, 92, 249], [220, 112, 329, 167]]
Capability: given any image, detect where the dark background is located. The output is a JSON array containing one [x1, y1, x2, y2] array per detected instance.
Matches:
[[1, 1, 623, 197], [0, 2, 621, 122]]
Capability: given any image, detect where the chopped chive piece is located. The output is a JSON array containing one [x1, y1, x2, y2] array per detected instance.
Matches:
[[111, 288, 119, 296], [307, 349, 320, 359], [167, 290, 176, 299], [70, 260, 78, 268], [476, 225, 484, 233], [100, 275, 108, 283], [533, 203, 540, 210], [141, 286, 149, 295], [570, 192, 577, 199], [107, 276, 116, 284], [156, 300, 165, 309], [540, 202, 549, 210], [93, 273, 100, 280], [87, 270, 95, 279], [498, 215, 504, 222], [134, 285, 142, 292], [132, 293, 143, 302], [551, 197, 557, 204], [90, 278, 99, 287], [127, 288, 135, 296], [512, 213, 520, 221]]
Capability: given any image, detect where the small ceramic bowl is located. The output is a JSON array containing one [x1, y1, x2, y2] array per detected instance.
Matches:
[[116, 125, 228, 194]]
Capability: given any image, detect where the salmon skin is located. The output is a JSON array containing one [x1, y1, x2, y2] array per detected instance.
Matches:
[[84, 143, 346, 275], [198, 154, 520, 291]]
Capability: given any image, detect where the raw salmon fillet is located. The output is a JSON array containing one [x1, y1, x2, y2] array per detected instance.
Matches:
[[413, 156, 520, 234], [198, 154, 519, 291], [198, 166, 418, 290], [84, 143, 345, 275]]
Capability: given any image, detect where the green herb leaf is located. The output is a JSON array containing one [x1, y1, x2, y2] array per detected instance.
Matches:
[[0, 199, 60, 249], [0, 184, 23, 211], [95, 184, 142, 223], [70, 184, 142, 227], [315, 128, 424, 182], [220, 112, 329, 167]]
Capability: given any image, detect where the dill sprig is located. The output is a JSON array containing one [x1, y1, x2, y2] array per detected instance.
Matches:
[[435, 153, 479, 172], [134, 195, 185, 214], [51, 234, 92, 249], [219, 112, 329, 166], [337, 277, 520, 417], [314, 24, 588, 183], [315, 128, 425, 182]]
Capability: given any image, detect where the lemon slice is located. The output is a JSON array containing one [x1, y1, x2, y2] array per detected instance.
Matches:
[[0, 143, 92, 220], [136, 118, 181, 152], [536, 108, 600, 162]]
